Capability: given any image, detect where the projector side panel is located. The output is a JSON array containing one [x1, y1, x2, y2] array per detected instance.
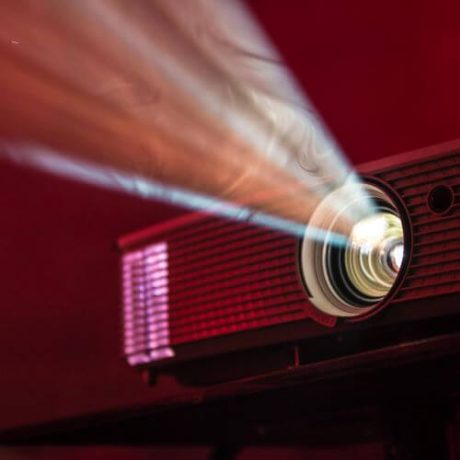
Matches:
[[120, 214, 335, 367]]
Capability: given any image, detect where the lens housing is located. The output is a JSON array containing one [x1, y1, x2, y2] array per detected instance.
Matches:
[[299, 183, 408, 318]]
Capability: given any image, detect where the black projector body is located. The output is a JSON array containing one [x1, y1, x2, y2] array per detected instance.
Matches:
[[119, 140, 460, 385]]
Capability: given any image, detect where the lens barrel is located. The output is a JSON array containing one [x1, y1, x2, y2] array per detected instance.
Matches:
[[300, 183, 407, 318]]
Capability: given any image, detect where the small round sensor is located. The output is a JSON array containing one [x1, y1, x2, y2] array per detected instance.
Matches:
[[427, 185, 454, 214]]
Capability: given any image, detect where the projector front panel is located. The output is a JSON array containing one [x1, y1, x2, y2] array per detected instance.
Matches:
[[371, 150, 460, 303]]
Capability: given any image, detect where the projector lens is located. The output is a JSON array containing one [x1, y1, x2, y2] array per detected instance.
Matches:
[[300, 183, 407, 317], [344, 212, 403, 299]]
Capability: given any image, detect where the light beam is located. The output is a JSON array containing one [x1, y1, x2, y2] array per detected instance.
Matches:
[[0, 0, 375, 242]]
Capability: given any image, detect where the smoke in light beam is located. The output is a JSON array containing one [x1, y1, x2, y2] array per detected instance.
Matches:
[[0, 0, 374, 240], [1, 141, 348, 246]]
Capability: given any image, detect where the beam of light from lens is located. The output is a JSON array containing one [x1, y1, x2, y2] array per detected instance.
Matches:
[[0, 141, 348, 247], [0, 0, 375, 242]]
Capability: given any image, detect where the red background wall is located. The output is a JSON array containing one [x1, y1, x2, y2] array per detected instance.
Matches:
[[0, 2, 460, 454], [250, 0, 460, 162]]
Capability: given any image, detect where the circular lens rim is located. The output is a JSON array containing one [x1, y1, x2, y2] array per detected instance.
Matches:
[[299, 182, 410, 318]]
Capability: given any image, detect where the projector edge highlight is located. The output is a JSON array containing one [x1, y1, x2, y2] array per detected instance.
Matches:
[[119, 141, 460, 371]]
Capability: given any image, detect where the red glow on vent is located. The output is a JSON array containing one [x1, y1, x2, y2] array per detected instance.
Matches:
[[121, 216, 335, 366], [122, 242, 174, 365]]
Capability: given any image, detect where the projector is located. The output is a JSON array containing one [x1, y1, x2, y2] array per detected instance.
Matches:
[[118, 141, 460, 382]]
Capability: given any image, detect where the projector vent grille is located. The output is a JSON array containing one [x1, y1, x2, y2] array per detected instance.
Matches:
[[375, 150, 460, 302], [122, 216, 334, 364], [165, 218, 332, 343]]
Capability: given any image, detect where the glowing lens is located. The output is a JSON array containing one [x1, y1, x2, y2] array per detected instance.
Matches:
[[345, 212, 404, 299], [300, 183, 407, 318]]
